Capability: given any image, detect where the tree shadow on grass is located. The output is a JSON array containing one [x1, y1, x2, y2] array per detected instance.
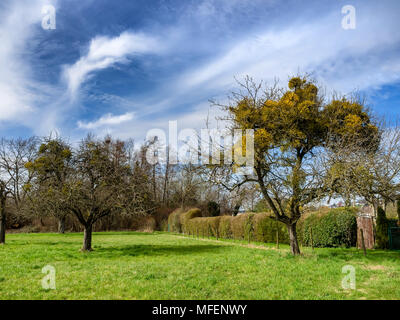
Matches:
[[93, 244, 228, 258], [314, 247, 400, 263]]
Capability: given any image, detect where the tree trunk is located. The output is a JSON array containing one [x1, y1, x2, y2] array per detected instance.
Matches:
[[0, 209, 5, 244], [82, 225, 93, 251], [287, 223, 301, 255], [0, 196, 6, 244], [58, 216, 66, 234]]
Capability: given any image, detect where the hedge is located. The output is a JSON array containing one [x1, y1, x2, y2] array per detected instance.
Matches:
[[301, 208, 357, 248], [171, 207, 359, 248], [180, 208, 202, 234], [182, 211, 289, 244]]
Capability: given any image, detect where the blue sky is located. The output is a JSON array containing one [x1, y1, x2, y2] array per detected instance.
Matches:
[[0, 0, 400, 143]]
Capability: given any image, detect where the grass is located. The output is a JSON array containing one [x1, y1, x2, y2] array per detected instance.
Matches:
[[0, 231, 399, 300]]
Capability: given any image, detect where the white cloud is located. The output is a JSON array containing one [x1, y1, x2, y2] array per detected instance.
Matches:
[[177, 4, 400, 95], [77, 112, 135, 130], [63, 32, 161, 99], [0, 0, 50, 121]]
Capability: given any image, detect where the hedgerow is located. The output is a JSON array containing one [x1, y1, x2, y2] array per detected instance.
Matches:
[[301, 208, 357, 248], [172, 207, 358, 248]]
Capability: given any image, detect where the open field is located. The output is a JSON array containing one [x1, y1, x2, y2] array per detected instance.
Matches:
[[0, 232, 399, 300]]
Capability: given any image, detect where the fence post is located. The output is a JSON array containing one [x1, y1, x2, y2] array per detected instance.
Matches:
[[311, 227, 314, 251], [276, 229, 279, 249], [360, 228, 367, 256]]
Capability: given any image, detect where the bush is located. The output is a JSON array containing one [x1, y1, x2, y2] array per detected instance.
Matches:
[[302, 208, 357, 248], [167, 208, 185, 233], [376, 207, 389, 249]]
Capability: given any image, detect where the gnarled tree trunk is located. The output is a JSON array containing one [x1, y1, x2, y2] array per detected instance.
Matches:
[[287, 223, 300, 255], [82, 224, 93, 251]]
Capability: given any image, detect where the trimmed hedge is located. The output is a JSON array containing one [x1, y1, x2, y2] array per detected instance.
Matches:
[[172, 207, 359, 248], [182, 211, 289, 244], [180, 208, 202, 233], [301, 208, 357, 248], [253, 213, 289, 244]]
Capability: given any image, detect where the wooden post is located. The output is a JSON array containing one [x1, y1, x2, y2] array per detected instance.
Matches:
[[276, 229, 279, 249], [311, 227, 314, 251], [360, 229, 367, 256]]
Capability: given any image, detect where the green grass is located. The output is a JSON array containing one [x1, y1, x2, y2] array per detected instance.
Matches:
[[0, 231, 399, 300]]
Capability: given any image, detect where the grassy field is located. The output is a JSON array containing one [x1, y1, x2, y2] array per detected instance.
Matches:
[[0, 231, 399, 300]]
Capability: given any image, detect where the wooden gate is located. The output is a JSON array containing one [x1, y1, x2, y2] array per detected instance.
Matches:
[[357, 215, 375, 249]]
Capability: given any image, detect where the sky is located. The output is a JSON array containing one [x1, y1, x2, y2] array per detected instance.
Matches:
[[0, 0, 400, 144]]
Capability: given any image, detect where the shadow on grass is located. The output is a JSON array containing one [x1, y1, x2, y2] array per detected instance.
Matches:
[[94, 244, 228, 258], [313, 247, 400, 263]]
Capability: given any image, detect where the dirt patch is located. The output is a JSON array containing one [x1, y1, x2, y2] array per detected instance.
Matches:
[[364, 265, 386, 271]]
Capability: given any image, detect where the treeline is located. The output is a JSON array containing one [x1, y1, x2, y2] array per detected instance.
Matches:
[[0, 135, 254, 250]]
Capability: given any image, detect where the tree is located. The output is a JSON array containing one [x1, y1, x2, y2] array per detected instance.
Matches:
[[214, 76, 377, 255], [65, 136, 149, 251], [26, 137, 72, 233], [0, 180, 11, 244], [326, 125, 400, 217], [0, 137, 37, 243]]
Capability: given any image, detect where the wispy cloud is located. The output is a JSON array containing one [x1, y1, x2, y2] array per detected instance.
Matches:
[[63, 32, 161, 99], [0, 0, 48, 121], [77, 112, 135, 130]]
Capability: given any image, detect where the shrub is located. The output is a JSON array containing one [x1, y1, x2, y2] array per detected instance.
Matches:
[[302, 208, 357, 248], [376, 207, 389, 249], [207, 201, 221, 217], [167, 208, 185, 233]]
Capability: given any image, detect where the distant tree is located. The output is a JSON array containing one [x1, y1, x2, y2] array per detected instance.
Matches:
[[0, 137, 38, 244], [212, 75, 378, 255], [26, 137, 72, 233], [326, 125, 400, 216]]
